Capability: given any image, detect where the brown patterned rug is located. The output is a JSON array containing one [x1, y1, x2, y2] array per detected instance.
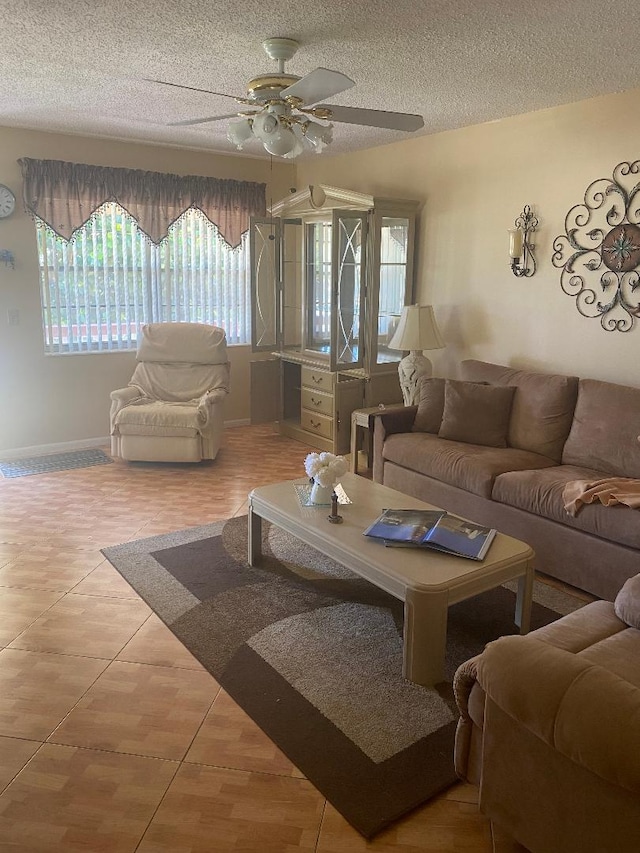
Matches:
[[102, 516, 584, 838]]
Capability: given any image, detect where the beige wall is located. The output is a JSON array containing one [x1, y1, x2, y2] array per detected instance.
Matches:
[[0, 127, 294, 452], [295, 86, 640, 387], [3, 86, 640, 452]]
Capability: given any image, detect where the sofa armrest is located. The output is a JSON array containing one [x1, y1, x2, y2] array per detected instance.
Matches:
[[109, 386, 144, 430], [477, 635, 640, 793], [372, 406, 417, 483]]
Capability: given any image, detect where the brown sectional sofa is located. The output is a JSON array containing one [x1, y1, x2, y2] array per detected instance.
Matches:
[[453, 572, 640, 853], [372, 360, 640, 600]]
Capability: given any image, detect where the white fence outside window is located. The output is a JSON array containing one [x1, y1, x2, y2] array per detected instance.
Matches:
[[36, 203, 251, 354]]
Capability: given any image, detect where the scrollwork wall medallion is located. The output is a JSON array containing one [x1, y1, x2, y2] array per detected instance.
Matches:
[[552, 160, 640, 332]]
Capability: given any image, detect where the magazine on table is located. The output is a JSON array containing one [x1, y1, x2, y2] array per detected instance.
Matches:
[[363, 508, 496, 561]]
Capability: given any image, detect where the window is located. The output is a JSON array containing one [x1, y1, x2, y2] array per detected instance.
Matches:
[[19, 156, 266, 355], [36, 204, 251, 354]]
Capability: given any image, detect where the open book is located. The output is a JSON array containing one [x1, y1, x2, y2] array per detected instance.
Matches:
[[363, 508, 496, 561]]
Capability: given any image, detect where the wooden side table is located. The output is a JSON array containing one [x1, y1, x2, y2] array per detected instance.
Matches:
[[350, 405, 404, 474]]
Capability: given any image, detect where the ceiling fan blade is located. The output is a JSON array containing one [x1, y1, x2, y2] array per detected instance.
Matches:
[[281, 68, 355, 105], [316, 104, 424, 132], [145, 78, 241, 100], [169, 113, 242, 127]]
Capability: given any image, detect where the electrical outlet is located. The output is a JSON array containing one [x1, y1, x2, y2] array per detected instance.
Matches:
[[7, 309, 19, 326]]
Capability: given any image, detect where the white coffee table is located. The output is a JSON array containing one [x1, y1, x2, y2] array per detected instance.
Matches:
[[248, 473, 534, 687]]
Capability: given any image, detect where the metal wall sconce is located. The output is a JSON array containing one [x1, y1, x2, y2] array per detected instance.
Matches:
[[508, 205, 538, 277]]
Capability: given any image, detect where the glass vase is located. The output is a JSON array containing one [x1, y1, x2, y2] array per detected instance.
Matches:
[[309, 479, 334, 505]]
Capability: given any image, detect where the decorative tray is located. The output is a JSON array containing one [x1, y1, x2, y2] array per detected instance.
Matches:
[[294, 482, 352, 508]]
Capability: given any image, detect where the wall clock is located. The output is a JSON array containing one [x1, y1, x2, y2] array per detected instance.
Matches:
[[0, 184, 16, 219]]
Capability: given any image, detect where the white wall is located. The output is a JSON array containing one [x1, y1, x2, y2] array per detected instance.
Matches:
[[0, 127, 294, 453], [295, 86, 640, 386]]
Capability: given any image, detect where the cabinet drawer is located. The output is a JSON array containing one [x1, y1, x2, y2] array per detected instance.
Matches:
[[301, 388, 334, 417], [301, 366, 334, 391], [301, 410, 333, 440]]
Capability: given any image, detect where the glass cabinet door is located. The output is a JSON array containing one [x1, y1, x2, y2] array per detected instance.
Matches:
[[304, 220, 332, 355], [282, 219, 303, 349], [250, 217, 281, 352], [367, 210, 416, 372], [330, 210, 367, 371]]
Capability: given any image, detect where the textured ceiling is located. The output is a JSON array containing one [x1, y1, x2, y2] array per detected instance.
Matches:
[[2, 0, 640, 160]]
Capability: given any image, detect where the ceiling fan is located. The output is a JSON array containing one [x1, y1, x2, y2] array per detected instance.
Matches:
[[148, 37, 424, 158]]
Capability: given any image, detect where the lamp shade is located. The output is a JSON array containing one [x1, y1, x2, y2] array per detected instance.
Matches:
[[388, 304, 445, 352]]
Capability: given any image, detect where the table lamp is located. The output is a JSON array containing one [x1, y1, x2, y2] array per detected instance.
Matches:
[[388, 304, 445, 406]]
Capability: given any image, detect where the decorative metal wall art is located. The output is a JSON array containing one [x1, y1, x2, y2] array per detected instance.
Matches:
[[552, 160, 640, 332], [508, 205, 538, 277]]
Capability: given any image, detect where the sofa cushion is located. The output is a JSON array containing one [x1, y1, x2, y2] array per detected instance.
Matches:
[[439, 380, 515, 447], [382, 431, 556, 498], [412, 377, 445, 433], [615, 574, 640, 630], [562, 378, 640, 478], [492, 464, 640, 549], [461, 360, 578, 462]]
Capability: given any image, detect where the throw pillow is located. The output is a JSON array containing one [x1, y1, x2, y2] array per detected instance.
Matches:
[[439, 380, 516, 447], [614, 573, 640, 629], [412, 377, 445, 433]]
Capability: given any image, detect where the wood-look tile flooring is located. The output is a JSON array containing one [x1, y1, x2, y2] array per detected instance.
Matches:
[[0, 425, 529, 852]]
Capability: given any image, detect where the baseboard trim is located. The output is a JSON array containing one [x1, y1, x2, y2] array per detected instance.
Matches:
[[0, 419, 253, 460]]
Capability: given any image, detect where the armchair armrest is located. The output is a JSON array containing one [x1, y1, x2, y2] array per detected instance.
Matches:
[[196, 362, 230, 426], [372, 406, 417, 483], [453, 654, 482, 724], [477, 635, 640, 793], [110, 386, 143, 404], [452, 654, 484, 781], [109, 385, 144, 430], [196, 387, 228, 426]]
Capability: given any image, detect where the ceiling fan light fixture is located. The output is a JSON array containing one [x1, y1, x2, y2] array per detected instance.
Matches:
[[226, 117, 253, 149], [281, 124, 306, 159], [252, 111, 279, 141], [262, 121, 297, 156], [305, 120, 333, 153]]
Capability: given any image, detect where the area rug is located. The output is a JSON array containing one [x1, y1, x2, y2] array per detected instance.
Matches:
[[0, 448, 112, 478], [102, 516, 584, 838]]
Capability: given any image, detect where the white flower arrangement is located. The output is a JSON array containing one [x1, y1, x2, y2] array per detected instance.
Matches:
[[304, 452, 348, 487]]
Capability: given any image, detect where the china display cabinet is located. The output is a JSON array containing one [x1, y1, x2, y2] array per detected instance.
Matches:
[[250, 185, 420, 454]]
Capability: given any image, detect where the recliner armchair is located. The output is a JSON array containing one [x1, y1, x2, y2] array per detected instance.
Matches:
[[110, 322, 230, 463]]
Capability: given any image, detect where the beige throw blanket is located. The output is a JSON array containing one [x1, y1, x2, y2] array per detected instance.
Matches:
[[563, 477, 640, 516]]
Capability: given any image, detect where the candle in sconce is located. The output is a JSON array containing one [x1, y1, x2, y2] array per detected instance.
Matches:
[[508, 228, 524, 259]]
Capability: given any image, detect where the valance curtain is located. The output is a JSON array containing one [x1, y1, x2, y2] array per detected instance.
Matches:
[[18, 157, 266, 248]]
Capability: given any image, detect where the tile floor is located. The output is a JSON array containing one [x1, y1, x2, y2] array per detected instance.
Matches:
[[0, 424, 530, 852]]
